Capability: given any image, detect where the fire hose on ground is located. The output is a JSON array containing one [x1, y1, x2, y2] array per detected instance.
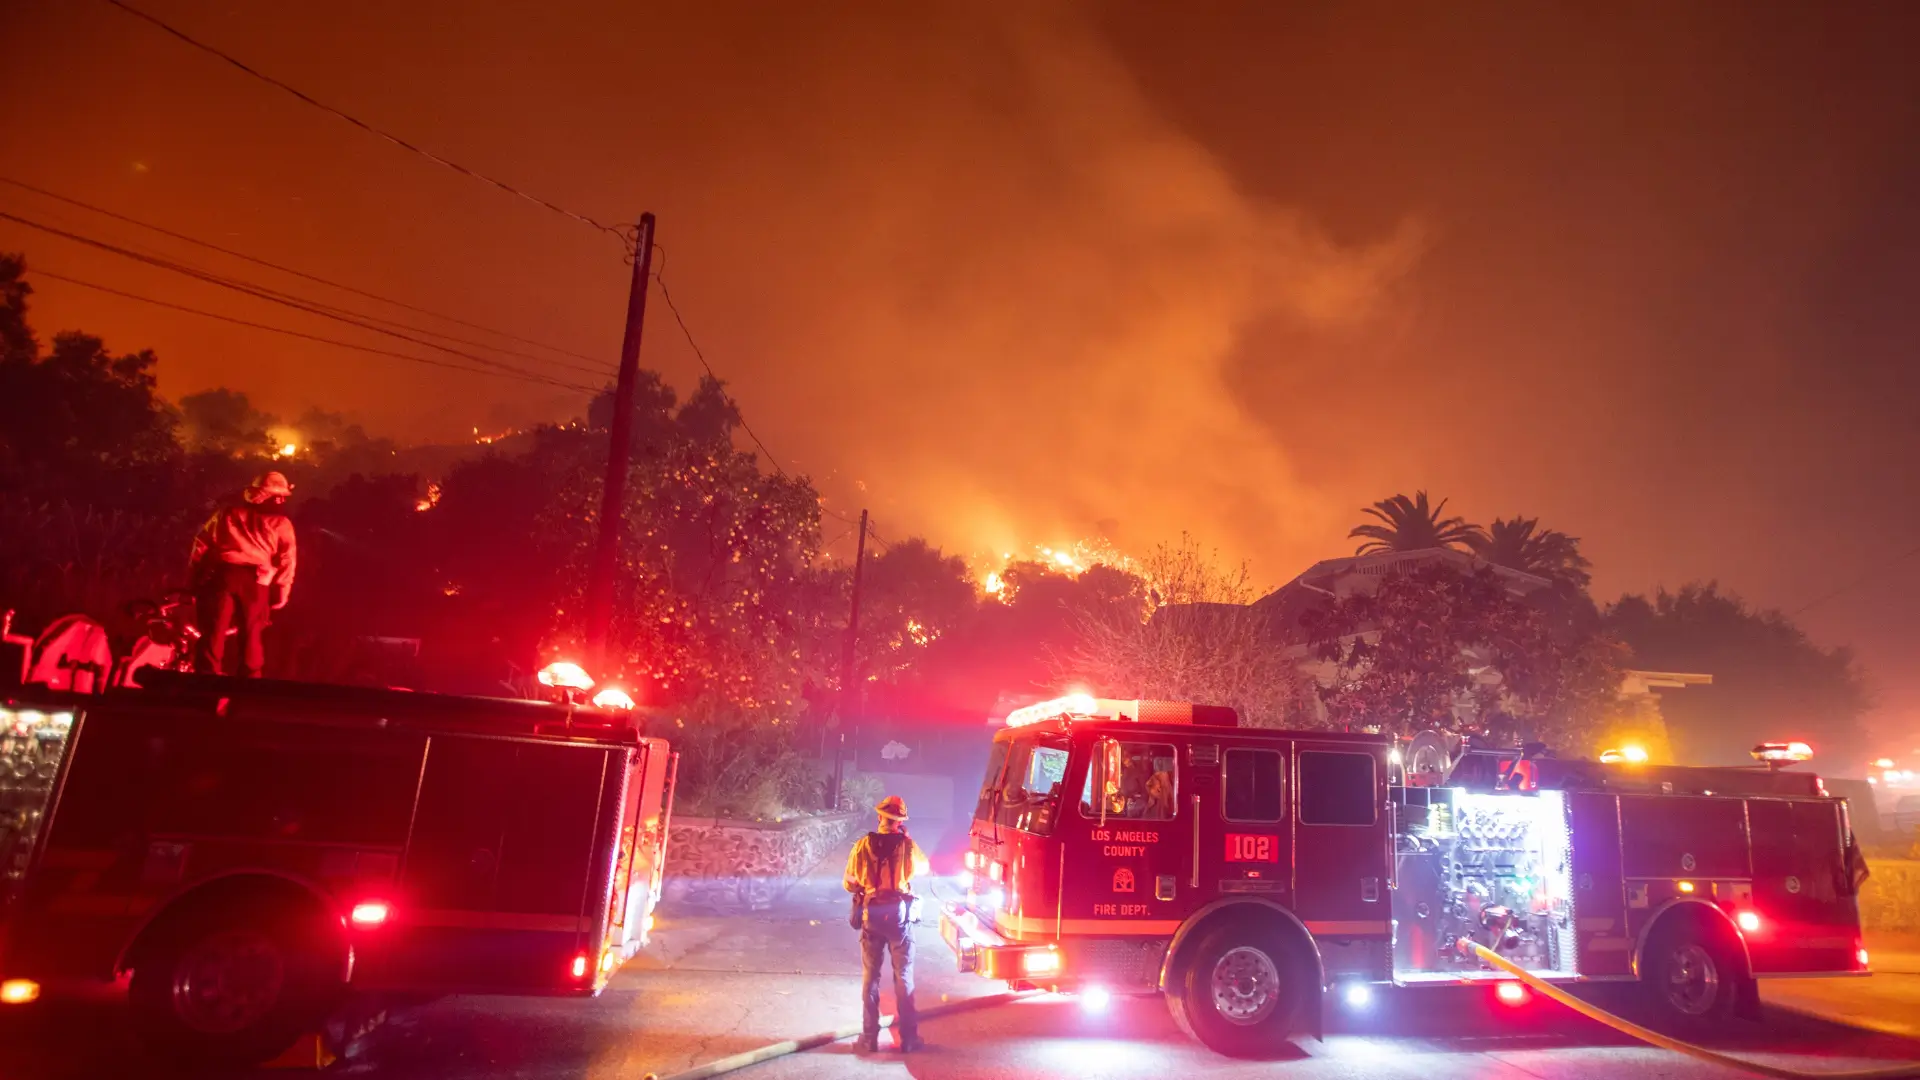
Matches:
[[1471, 943, 1920, 1080], [642, 990, 1027, 1080]]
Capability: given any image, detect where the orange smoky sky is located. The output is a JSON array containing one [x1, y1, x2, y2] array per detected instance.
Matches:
[[3, 2, 1919, 747]]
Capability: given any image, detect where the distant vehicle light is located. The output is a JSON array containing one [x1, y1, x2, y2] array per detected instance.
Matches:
[[1874, 758, 1896, 769], [540, 661, 595, 691], [591, 687, 636, 710], [964, 851, 978, 870], [1736, 910, 1761, 933], [958, 869, 973, 891], [1005, 693, 1099, 728], [1082, 986, 1111, 1013], [0, 979, 39, 1005], [982, 888, 1005, 911], [1342, 982, 1373, 1009], [1494, 981, 1529, 1006], [349, 901, 391, 928], [1677, 881, 1695, 894], [988, 860, 1004, 883], [1858, 948, 1871, 968], [1022, 948, 1060, 976], [1388, 748, 1403, 766], [1621, 745, 1649, 764], [570, 953, 589, 979], [278, 444, 297, 457]]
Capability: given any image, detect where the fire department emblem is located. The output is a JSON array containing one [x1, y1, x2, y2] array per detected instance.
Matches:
[[1680, 853, 1696, 871], [1785, 875, 1802, 895], [1112, 867, 1136, 894]]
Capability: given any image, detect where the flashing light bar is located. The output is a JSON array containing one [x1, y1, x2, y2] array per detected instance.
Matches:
[[1005, 693, 1099, 728], [1002, 696, 1238, 728], [1751, 741, 1813, 764]]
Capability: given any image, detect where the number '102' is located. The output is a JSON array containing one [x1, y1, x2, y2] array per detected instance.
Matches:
[[1225, 833, 1278, 862]]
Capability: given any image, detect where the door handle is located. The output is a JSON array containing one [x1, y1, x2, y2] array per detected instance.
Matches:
[[1189, 795, 1200, 887], [1361, 877, 1381, 903]]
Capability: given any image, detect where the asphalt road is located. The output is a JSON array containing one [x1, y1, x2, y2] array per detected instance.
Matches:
[[3, 867, 1916, 1080]]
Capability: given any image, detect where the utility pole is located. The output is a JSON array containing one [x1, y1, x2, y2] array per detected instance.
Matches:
[[829, 509, 869, 808], [585, 212, 656, 672]]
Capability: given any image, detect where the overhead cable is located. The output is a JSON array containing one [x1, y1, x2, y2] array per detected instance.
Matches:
[[101, 0, 631, 246], [0, 175, 613, 374]]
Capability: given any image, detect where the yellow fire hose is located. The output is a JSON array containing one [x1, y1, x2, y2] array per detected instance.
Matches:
[[1471, 943, 1920, 1079]]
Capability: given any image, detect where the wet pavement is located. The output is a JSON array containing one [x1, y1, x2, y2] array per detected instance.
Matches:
[[3, 864, 1916, 1080]]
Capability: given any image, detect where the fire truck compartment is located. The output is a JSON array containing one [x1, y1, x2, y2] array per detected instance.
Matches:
[[1390, 787, 1575, 983], [0, 706, 74, 912]]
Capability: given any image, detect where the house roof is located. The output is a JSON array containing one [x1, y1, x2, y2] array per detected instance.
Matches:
[[1252, 547, 1553, 643]]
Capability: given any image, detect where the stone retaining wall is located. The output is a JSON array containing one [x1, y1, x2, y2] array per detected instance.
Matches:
[[661, 811, 861, 912], [1863, 858, 1920, 933]]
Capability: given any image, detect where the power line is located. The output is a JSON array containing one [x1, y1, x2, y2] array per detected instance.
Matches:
[[649, 243, 907, 551], [0, 175, 614, 374], [1790, 542, 1920, 617], [651, 246, 789, 478], [33, 267, 585, 389], [0, 209, 593, 390], [101, 0, 631, 247]]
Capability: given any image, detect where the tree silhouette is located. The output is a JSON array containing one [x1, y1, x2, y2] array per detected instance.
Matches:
[[1349, 491, 1483, 554], [1469, 516, 1593, 589]]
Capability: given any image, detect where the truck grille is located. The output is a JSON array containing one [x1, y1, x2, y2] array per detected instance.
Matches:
[[1067, 936, 1170, 989]]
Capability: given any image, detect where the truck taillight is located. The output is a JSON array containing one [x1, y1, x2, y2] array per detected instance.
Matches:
[[988, 861, 1004, 883], [1735, 910, 1761, 933], [964, 851, 978, 870], [0, 979, 39, 1005], [570, 953, 589, 979], [349, 901, 391, 929], [1858, 947, 1872, 969]]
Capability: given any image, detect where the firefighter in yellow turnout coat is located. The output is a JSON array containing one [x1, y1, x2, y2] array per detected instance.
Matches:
[[844, 795, 929, 1051]]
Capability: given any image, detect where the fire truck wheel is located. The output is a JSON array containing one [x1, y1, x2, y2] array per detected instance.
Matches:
[[1166, 922, 1304, 1058], [127, 900, 343, 1066], [1639, 921, 1743, 1027]]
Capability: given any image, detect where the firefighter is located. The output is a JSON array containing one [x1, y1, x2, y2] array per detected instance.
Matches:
[[844, 794, 929, 1052], [187, 471, 297, 678]]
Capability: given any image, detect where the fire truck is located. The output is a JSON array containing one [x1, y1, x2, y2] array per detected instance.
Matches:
[[0, 670, 676, 1065], [941, 695, 1869, 1057]]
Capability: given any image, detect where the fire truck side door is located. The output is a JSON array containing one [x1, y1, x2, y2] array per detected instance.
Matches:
[[1290, 743, 1390, 938], [1748, 798, 1856, 972], [1056, 733, 1185, 937]]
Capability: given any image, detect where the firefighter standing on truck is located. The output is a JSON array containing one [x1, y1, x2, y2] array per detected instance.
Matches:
[[187, 471, 297, 678], [845, 795, 929, 1052]]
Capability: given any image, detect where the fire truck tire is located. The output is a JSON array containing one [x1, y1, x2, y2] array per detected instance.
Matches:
[[1165, 922, 1305, 1058], [127, 898, 344, 1066], [1637, 919, 1744, 1029]]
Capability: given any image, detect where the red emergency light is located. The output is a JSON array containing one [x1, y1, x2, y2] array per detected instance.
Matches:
[[349, 901, 391, 929]]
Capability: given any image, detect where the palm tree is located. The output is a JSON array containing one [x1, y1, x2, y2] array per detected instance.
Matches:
[[1468, 516, 1593, 589], [1349, 491, 1484, 554]]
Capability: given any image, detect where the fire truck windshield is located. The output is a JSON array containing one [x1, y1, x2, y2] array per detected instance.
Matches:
[[991, 732, 1071, 835]]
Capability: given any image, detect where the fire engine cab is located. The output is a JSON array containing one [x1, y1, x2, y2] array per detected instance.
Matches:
[[0, 671, 676, 1065], [941, 695, 1869, 1057]]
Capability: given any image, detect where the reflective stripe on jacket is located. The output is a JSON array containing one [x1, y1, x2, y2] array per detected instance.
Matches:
[[844, 831, 926, 896]]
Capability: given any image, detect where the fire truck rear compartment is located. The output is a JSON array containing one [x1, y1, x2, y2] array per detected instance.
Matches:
[[1391, 788, 1575, 983]]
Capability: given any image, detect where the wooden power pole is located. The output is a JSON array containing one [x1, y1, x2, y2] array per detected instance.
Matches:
[[585, 213, 656, 672], [829, 509, 869, 807]]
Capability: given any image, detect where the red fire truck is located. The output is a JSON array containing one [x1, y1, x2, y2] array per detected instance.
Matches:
[[0, 671, 676, 1065], [941, 695, 1869, 1057]]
